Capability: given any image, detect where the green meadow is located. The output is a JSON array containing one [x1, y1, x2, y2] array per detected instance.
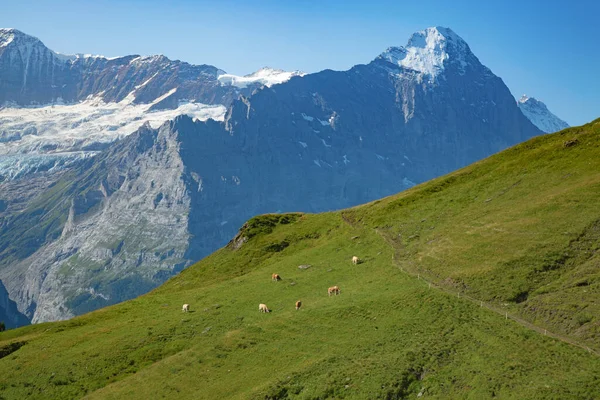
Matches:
[[1, 120, 599, 399]]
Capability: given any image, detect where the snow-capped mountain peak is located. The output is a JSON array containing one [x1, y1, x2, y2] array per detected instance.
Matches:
[[0, 27, 77, 64], [517, 95, 569, 133], [0, 28, 17, 47], [378, 26, 472, 79], [0, 28, 35, 48], [217, 67, 306, 89], [0, 28, 51, 55], [0, 28, 115, 63]]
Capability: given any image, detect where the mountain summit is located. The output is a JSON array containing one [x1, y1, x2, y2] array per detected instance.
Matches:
[[517, 95, 569, 133], [0, 28, 47, 50], [377, 26, 476, 81]]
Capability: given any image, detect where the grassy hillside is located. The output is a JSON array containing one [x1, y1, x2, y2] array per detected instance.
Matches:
[[0, 120, 599, 399]]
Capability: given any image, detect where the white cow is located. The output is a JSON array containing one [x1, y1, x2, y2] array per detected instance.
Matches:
[[182, 304, 190, 312], [328, 286, 341, 296], [259, 303, 271, 313], [352, 256, 360, 265]]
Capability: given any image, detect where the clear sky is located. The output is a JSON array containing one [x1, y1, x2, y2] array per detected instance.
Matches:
[[1, 0, 598, 125]]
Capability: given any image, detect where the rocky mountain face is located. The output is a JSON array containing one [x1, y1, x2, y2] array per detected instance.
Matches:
[[517, 95, 570, 133], [0, 26, 543, 324]]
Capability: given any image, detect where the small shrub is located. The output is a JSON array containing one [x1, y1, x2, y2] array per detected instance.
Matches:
[[244, 214, 300, 239], [265, 240, 290, 253], [0, 341, 26, 359], [509, 290, 529, 304], [576, 313, 593, 326]]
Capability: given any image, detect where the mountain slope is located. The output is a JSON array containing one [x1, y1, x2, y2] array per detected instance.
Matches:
[[0, 119, 598, 399], [517, 95, 570, 133], [0, 26, 544, 323]]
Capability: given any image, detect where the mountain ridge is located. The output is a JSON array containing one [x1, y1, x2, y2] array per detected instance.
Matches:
[[0, 27, 235, 107]]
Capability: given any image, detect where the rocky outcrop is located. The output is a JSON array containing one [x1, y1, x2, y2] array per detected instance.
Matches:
[[0, 122, 192, 322]]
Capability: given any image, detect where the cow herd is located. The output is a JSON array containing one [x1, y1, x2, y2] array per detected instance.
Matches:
[[183, 256, 361, 315]]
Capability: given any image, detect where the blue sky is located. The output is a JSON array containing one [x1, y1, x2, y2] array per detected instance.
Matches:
[[1, 0, 598, 125]]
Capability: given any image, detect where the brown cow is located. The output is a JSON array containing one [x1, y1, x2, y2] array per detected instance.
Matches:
[[295, 300, 302, 310], [259, 303, 271, 313], [272, 273, 281, 281], [328, 286, 341, 296]]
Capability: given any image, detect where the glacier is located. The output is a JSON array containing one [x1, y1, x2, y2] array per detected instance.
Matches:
[[0, 97, 226, 179]]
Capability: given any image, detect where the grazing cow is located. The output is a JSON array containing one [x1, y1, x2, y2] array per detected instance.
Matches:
[[259, 303, 271, 313], [352, 256, 360, 265], [328, 286, 341, 296], [182, 304, 190, 312], [295, 300, 302, 310], [272, 273, 281, 281]]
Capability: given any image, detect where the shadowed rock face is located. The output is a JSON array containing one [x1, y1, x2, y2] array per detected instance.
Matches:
[[0, 280, 29, 329], [0, 27, 542, 324]]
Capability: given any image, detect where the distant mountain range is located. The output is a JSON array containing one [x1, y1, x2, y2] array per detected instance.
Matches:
[[0, 26, 554, 325], [0, 27, 241, 106]]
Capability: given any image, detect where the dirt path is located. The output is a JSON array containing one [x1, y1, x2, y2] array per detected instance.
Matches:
[[373, 228, 599, 357], [338, 212, 599, 357]]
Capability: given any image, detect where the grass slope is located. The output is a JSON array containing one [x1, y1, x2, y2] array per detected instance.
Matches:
[[0, 120, 599, 399]]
